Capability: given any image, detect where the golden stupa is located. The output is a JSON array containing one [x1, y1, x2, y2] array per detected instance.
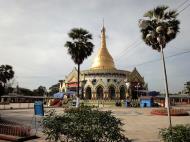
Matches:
[[91, 26, 116, 70]]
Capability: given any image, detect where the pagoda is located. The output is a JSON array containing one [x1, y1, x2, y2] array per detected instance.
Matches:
[[64, 25, 145, 100]]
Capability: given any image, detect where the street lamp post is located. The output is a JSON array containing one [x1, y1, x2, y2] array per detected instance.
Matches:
[[135, 83, 141, 98], [81, 80, 87, 99]]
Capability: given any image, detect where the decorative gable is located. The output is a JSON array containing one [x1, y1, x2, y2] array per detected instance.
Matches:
[[69, 76, 77, 83], [65, 67, 78, 83], [128, 67, 144, 83]]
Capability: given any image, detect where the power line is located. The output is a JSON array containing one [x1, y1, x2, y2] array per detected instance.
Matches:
[[125, 50, 190, 68], [114, 38, 141, 60], [115, 1, 190, 62], [176, 0, 190, 9], [115, 40, 142, 61], [121, 1, 190, 68], [178, 3, 190, 13], [16, 1, 190, 79], [116, 42, 143, 61]]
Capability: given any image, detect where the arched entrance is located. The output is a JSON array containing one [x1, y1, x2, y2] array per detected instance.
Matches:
[[108, 86, 115, 99], [120, 86, 126, 100], [96, 86, 103, 99], [85, 87, 92, 99]]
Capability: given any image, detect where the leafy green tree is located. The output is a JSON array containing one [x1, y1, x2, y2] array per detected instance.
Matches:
[[159, 124, 190, 142], [184, 81, 190, 95], [0, 65, 14, 98], [33, 86, 47, 96], [48, 83, 59, 96], [19, 87, 34, 96], [4, 86, 14, 94], [42, 106, 130, 142], [139, 6, 180, 128], [65, 28, 94, 97]]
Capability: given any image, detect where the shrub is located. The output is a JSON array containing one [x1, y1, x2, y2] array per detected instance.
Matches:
[[159, 124, 190, 142], [42, 106, 130, 142]]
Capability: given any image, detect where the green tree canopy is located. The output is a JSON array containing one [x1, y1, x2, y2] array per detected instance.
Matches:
[[19, 87, 34, 96], [0, 65, 14, 97], [139, 5, 180, 51], [65, 28, 94, 65], [33, 86, 47, 96], [48, 83, 59, 96]]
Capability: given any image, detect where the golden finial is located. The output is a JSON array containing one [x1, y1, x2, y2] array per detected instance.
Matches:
[[102, 18, 105, 32], [91, 23, 116, 70]]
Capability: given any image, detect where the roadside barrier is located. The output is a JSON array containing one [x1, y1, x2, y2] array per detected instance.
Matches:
[[0, 119, 31, 137]]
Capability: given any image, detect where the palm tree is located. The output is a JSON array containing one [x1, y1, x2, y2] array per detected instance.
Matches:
[[0, 65, 14, 98], [65, 28, 94, 98], [139, 6, 180, 128]]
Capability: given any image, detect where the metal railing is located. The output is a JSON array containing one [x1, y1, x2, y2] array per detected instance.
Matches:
[[0, 119, 31, 137]]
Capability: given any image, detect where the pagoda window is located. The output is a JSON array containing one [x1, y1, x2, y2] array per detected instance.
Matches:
[[85, 87, 92, 100], [96, 86, 104, 100], [120, 86, 126, 100], [108, 86, 115, 99]]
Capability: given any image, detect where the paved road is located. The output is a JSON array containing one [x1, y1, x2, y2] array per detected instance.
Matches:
[[0, 105, 190, 142]]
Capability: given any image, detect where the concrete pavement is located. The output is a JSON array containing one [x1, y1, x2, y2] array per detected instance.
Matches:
[[0, 104, 190, 142]]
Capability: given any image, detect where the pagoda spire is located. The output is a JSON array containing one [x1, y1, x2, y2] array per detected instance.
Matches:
[[101, 21, 106, 49], [91, 24, 116, 70]]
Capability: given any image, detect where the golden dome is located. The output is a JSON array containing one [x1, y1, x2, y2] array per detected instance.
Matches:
[[91, 26, 116, 70]]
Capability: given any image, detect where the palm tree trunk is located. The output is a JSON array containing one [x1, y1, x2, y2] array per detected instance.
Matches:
[[160, 45, 172, 128], [77, 64, 80, 98]]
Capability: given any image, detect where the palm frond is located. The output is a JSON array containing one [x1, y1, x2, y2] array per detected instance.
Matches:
[[139, 5, 180, 52], [153, 5, 168, 19], [168, 10, 178, 18], [167, 19, 180, 32], [144, 11, 154, 19], [164, 10, 178, 20], [65, 28, 94, 65]]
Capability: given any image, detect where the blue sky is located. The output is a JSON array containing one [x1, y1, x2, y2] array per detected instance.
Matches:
[[0, 0, 189, 93]]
